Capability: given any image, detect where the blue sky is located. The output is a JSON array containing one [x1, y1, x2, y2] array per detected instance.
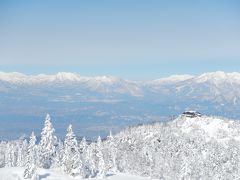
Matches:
[[0, 0, 240, 79]]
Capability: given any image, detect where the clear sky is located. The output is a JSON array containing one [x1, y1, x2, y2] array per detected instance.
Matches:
[[0, 0, 240, 79]]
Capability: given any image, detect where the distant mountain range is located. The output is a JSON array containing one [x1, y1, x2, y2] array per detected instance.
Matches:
[[0, 71, 240, 140]]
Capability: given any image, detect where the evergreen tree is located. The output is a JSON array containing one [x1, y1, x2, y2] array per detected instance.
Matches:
[[29, 132, 37, 164], [52, 140, 64, 168], [0, 141, 7, 168], [62, 124, 83, 177], [85, 143, 97, 178], [5, 143, 13, 167], [96, 136, 106, 179], [5, 142, 18, 167], [38, 113, 57, 168], [17, 139, 28, 167], [79, 137, 87, 155], [23, 132, 39, 179], [107, 131, 117, 173], [79, 137, 88, 177]]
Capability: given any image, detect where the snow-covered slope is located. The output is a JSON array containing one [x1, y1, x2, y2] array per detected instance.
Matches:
[[0, 167, 151, 180], [175, 115, 240, 142], [112, 115, 240, 179], [147, 74, 194, 85]]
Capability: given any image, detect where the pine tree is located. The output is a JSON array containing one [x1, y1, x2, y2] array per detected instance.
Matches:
[[5, 143, 14, 167], [85, 143, 97, 178], [79, 137, 87, 155], [29, 132, 37, 164], [23, 132, 39, 179], [0, 141, 7, 167], [107, 131, 117, 173], [96, 136, 106, 179], [38, 113, 57, 168], [17, 139, 28, 167], [52, 140, 64, 168], [62, 124, 83, 177], [79, 137, 88, 177]]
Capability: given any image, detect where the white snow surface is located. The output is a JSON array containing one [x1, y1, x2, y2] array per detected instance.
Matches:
[[195, 71, 240, 84], [149, 74, 194, 84], [177, 116, 239, 139], [0, 167, 151, 180]]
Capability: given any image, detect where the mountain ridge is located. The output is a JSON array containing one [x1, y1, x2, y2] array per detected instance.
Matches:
[[1, 71, 240, 88]]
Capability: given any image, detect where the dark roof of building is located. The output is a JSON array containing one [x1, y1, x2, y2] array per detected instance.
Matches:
[[182, 111, 202, 118]]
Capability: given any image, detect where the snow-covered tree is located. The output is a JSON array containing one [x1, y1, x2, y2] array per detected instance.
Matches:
[[96, 136, 106, 179], [17, 139, 28, 167], [85, 143, 97, 178], [52, 140, 64, 168], [5, 141, 19, 167], [0, 141, 7, 168], [79, 137, 88, 177], [23, 164, 39, 180], [38, 113, 57, 168], [23, 132, 39, 180], [5, 143, 14, 167], [79, 137, 87, 155], [62, 124, 83, 177], [106, 131, 117, 173]]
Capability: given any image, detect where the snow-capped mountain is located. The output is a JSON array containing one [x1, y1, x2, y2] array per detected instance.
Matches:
[[1, 71, 240, 100], [1, 71, 240, 140], [0, 72, 142, 96], [145, 71, 240, 116]]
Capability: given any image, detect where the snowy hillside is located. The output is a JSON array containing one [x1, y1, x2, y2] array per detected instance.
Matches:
[[0, 168, 150, 180], [110, 114, 240, 179], [1, 113, 240, 179]]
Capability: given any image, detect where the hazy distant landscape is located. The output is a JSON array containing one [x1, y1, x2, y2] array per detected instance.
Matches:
[[1, 71, 240, 140]]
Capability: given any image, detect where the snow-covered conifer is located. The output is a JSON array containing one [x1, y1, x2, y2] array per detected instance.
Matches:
[[38, 113, 57, 168], [52, 140, 64, 168], [23, 132, 38, 179], [96, 136, 106, 179], [62, 124, 83, 177], [79, 137, 88, 177], [106, 131, 117, 173], [85, 143, 97, 178], [79, 137, 87, 155], [28, 132, 37, 164], [0, 141, 7, 168], [17, 139, 28, 167], [5, 143, 14, 167]]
